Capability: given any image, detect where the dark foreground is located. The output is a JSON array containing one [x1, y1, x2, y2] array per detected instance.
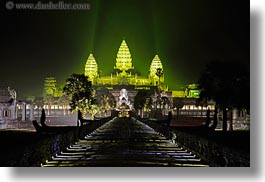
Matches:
[[0, 117, 250, 167], [0, 129, 37, 166]]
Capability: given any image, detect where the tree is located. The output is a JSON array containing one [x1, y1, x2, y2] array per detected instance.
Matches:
[[156, 68, 163, 87], [134, 90, 151, 118], [26, 96, 35, 103], [43, 94, 54, 115], [57, 95, 70, 115], [198, 60, 249, 131], [160, 96, 170, 116], [173, 98, 185, 116], [63, 73, 93, 117], [144, 96, 153, 113], [94, 88, 116, 116]]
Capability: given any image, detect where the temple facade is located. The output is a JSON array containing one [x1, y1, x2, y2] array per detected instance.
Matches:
[[40, 39, 215, 119], [84, 39, 170, 111], [0, 87, 35, 124], [0, 87, 17, 121], [84, 39, 167, 90]]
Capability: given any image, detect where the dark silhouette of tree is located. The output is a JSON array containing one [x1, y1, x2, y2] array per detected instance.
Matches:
[[63, 74, 93, 114], [95, 88, 116, 116], [57, 95, 70, 115], [134, 90, 151, 118], [173, 98, 184, 116], [156, 68, 163, 87], [160, 96, 169, 116], [145, 96, 153, 113], [198, 60, 249, 132], [43, 94, 54, 115]]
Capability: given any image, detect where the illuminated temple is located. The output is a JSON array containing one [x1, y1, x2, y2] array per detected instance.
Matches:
[[39, 38, 215, 119], [0, 39, 249, 132], [84, 39, 167, 90]]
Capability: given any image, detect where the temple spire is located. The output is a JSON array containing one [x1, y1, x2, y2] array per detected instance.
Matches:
[[84, 54, 98, 83], [114, 39, 134, 74], [149, 54, 164, 84]]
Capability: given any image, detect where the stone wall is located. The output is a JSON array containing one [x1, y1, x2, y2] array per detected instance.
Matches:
[[172, 130, 250, 167], [141, 119, 250, 167]]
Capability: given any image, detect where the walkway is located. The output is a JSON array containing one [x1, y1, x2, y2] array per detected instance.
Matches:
[[42, 117, 208, 167]]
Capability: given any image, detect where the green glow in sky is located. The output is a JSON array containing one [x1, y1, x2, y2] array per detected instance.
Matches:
[[1, 0, 249, 97]]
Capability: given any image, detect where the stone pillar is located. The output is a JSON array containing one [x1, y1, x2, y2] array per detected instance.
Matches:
[[10, 101, 17, 120], [229, 110, 233, 131], [14, 101, 18, 119], [232, 108, 238, 130], [0, 109, 2, 120], [22, 103, 26, 121], [30, 104, 34, 121], [11, 106, 15, 120]]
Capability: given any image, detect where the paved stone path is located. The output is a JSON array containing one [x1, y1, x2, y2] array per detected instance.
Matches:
[[42, 117, 208, 167]]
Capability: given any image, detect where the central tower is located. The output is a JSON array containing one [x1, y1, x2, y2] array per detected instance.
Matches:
[[114, 39, 134, 76]]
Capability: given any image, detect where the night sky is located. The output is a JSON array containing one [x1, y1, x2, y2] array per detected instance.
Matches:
[[0, 0, 249, 97]]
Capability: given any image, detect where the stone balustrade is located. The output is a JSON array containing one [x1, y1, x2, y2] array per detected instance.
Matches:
[[141, 119, 250, 167], [19, 119, 109, 166]]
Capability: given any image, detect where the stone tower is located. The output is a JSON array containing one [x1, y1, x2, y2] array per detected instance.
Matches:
[[114, 39, 134, 76], [85, 54, 98, 84], [149, 54, 164, 85]]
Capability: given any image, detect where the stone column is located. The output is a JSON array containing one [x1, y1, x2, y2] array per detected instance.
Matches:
[[14, 101, 18, 119], [11, 106, 15, 120], [22, 103, 26, 121], [0, 109, 2, 120], [30, 104, 34, 121], [232, 108, 238, 130], [10, 101, 17, 120]]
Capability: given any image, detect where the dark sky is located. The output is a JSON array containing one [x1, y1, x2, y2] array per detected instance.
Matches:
[[0, 0, 249, 97]]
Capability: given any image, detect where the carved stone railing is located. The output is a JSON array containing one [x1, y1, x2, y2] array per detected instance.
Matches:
[[141, 119, 250, 167], [172, 130, 250, 167], [18, 118, 110, 167]]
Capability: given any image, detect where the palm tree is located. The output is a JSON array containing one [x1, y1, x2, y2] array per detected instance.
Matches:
[[198, 60, 249, 132], [156, 68, 163, 88], [160, 96, 169, 116], [173, 98, 184, 116], [134, 90, 151, 118]]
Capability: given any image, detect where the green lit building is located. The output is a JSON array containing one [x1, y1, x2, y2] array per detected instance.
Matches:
[[83, 39, 214, 116], [84, 39, 171, 110], [41, 39, 212, 117], [84, 39, 167, 90]]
